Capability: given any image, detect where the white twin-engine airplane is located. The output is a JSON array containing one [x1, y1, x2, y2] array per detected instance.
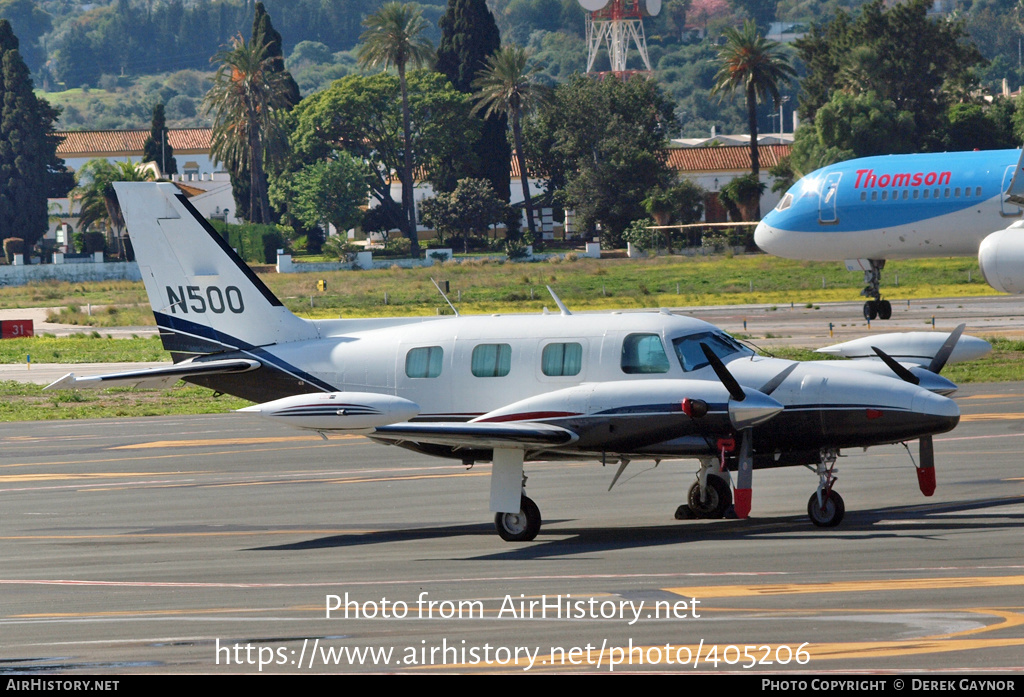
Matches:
[[48, 183, 988, 542], [755, 148, 1024, 320]]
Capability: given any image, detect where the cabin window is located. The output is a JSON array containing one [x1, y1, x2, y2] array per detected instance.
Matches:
[[542, 343, 583, 376], [923, 189, 930, 198], [913, 189, 919, 199], [944, 188, 950, 197], [955, 187, 961, 197], [405, 346, 444, 378], [965, 187, 971, 197], [672, 331, 753, 372], [976, 186, 983, 196], [621, 334, 670, 374], [471, 344, 511, 377], [881, 191, 888, 201], [871, 191, 878, 201], [902, 190, 909, 199], [860, 192, 866, 201]]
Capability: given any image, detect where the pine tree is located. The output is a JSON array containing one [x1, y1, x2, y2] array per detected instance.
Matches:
[[231, 2, 301, 221], [253, 2, 301, 107], [0, 20, 69, 249], [142, 103, 177, 176], [436, 0, 511, 201]]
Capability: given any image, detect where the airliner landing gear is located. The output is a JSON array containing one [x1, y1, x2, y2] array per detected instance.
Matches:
[[808, 448, 845, 527], [861, 260, 892, 320], [495, 495, 541, 541]]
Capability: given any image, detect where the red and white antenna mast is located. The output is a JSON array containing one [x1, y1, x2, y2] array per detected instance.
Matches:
[[580, 0, 661, 76]]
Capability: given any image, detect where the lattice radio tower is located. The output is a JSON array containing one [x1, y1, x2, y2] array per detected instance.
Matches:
[[579, 0, 662, 76]]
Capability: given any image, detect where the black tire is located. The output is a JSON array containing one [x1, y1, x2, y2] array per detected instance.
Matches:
[[877, 300, 892, 320], [863, 301, 878, 321], [807, 490, 845, 528], [495, 495, 541, 541], [687, 476, 732, 519]]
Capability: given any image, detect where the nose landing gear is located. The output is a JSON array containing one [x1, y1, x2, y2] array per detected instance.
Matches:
[[861, 260, 892, 320], [808, 448, 845, 527]]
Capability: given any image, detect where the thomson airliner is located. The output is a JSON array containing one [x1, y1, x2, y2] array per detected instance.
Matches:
[[754, 148, 1024, 319]]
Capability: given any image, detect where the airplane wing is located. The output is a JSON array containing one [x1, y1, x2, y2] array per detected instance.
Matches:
[[370, 422, 578, 450], [44, 358, 261, 391]]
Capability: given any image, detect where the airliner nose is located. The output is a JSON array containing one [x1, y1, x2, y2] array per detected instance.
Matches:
[[754, 219, 777, 254]]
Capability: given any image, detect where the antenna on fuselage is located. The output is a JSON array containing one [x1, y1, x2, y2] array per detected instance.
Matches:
[[546, 286, 572, 315], [431, 278, 460, 316]]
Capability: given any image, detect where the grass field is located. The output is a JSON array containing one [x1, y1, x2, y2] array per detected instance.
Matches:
[[0, 253, 993, 322]]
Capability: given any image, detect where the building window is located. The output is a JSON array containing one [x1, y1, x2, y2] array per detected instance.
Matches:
[[406, 346, 443, 378]]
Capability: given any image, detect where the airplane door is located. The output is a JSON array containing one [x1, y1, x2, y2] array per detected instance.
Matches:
[[1001, 166, 1022, 217], [818, 172, 841, 224]]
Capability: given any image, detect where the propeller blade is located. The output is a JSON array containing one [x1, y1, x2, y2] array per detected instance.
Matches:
[[917, 435, 936, 496], [758, 363, 798, 395], [871, 346, 920, 385], [700, 343, 746, 401], [927, 323, 965, 374]]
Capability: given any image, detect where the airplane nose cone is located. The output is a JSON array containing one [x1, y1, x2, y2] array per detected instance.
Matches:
[[753, 219, 776, 254], [911, 389, 960, 435]]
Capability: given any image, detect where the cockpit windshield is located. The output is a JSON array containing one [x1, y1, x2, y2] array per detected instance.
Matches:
[[671, 331, 753, 372]]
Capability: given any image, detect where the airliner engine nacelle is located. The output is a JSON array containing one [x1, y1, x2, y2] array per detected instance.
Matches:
[[979, 222, 1024, 294], [238, 392, 420, 431]]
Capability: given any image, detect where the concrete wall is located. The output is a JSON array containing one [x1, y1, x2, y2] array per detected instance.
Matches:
[[0, 260, 141, 287]]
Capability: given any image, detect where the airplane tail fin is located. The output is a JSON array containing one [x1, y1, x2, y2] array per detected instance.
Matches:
[[115, 182, 316, 360]]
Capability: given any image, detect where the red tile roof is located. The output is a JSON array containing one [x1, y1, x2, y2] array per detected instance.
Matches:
[[666, 144, 791, 172], [55, 128, 212, 157]]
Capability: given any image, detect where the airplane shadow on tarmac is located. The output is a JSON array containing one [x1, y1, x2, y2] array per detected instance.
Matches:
[[249, 494, 1024, 560]]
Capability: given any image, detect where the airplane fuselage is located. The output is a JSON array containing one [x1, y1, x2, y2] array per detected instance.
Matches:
[[191, 310, 958, 466], [755, 149, 1022, 261]]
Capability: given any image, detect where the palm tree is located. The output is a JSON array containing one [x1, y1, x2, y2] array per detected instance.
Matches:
[[203, 33, 292, 224], [358, 2, 435, 258], [472, 46, 550, 243], [74, 159, 155, 257], [712, 20, 795, 216]]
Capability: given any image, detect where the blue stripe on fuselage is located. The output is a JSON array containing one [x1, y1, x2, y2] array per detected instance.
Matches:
[[763, 149, 1020, 233]]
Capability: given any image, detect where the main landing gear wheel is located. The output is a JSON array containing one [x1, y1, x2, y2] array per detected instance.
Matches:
[[807, 490, 845, 528], [863, 301, 877, 321], [495, 495, 541, 542], [863, 300, 892, 321], [687, 477, 732, 519]]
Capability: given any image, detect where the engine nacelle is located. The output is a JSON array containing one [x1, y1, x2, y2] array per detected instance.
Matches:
[[816, 332, 991, 367], [979, 223, 1024, 294], [473, 379, 783, 431], [238, 392, 420, 430]]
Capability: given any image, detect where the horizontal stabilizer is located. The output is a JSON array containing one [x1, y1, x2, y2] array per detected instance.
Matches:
[[370, 422, 577, 450], [44, 358, 261, 391]]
